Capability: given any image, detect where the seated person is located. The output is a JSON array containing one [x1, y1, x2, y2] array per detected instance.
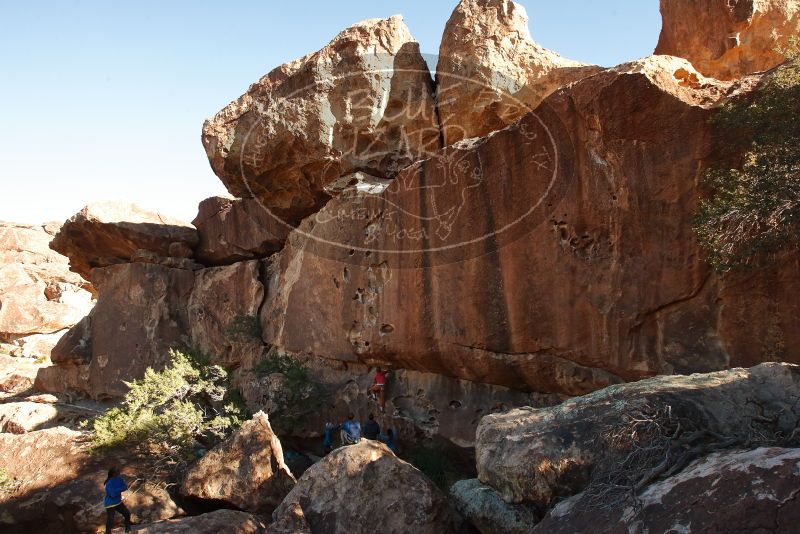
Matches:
[[364, 413, 380, 440], [340, 413, 362, 445]]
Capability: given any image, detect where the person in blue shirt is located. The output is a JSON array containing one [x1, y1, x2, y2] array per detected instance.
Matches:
[[104, 466, 132, 534], [340, 413, 362, 445]]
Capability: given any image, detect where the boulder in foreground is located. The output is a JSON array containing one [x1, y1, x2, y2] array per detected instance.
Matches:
[[476, 363, 800, 507], [272, 440, 464, 534], [535, 447, 800, 533], [130, 509, 267, 533], [181, 411, 295, 512]]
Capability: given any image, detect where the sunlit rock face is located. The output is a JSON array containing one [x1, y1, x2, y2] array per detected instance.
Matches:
[[49, 201, 199, 281], [436, 0, 601, 145], [0, 222, 93, 358], [655, 0, 800, 80], [202, 15, 441, 224]]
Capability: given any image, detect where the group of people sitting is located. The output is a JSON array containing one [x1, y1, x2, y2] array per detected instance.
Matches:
[[323, 413, 396, 453]]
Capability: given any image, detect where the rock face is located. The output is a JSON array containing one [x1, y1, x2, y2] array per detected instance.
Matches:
[[192, 196, 288, 265], [50, 202, 199, 281], [475, 363, 800, 508], [450, 479, 538, 534], [181, 411, 295, 512], [260, 56, 798, 396], [272, 440, 464, 534], [0, 222, 93, 356], [0, 427, 181, 533], [202, 16, 441, 223], [241, 351, 561, 447], [536, 447, 800, 533], [655, 0, 800, 80], [132, 510, 268, 534], [436, 0, 601, 145]]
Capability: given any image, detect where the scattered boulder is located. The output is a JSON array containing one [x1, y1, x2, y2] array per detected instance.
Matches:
[[181, 412, 295, 512], [655, 0, 800, 80], [450, 479, 538, 534], [192, 196, 288, 265], [272, 440, 464, 534], [0, 401, 59, 433], [130, 510, 268, 533], [535, 447, 800, 533], [436, 0, 601, 144], [0, 354, 40, 396], [0, 427, 181, 533], [476, 363, 800, 508], [50, 201, 198, 281], [202, 15, 440, 223]]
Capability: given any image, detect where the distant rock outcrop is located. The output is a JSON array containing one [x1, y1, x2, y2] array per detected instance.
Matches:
[[50, 201, 199, 281], [436, 0, 601, 144], [0, 222, 93, 359], [202, 16, 440, 223], [272, 440, 464, 534], [655, 0, 800, 80], [181, 412, 295, 512]]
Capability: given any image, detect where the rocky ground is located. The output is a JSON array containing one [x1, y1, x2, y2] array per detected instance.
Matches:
[[1, 0, 799, 532]]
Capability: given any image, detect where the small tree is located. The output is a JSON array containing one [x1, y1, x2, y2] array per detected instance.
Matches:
[[695, 39, 800, 271], [91, 349, 246, 462]]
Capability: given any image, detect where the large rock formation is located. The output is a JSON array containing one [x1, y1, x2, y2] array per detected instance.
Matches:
[[436, 0, 601, 145], [656, 0, 800, 80], [0, 427, 181, 533], [271, 440, 464, 533], [0, 401, 59, 433], [50, 202, 199, 281], [192, 196, 288, 265], [535, 447, 800, 533], [202, 16, 441, 223], [260, 56, 798, 395], [0, 222, 93, 358], [181, 411, 296, 512], [475, 363, 800, 508], [131, 510, 268, 533]]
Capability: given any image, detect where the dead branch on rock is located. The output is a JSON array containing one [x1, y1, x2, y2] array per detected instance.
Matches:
[[582, 400, 800, 512]]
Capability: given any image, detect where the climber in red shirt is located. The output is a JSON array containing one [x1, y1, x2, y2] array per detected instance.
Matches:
[[368, 368, 388, 413]]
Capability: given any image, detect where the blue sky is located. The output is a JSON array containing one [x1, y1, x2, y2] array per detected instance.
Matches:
[[0, 1, 661, 224]]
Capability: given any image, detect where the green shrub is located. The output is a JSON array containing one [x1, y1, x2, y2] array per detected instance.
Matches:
[[403, 445, 461, 491], [695, 39, 800, 271], [253, 349, 325, 430], [91, 349, 246, 461]]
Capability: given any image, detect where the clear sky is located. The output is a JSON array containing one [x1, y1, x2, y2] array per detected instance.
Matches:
[[0, 1, 661, 225]]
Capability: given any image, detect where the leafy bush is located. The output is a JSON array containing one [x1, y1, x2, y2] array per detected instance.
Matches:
[[91, 349, 246, 461], [253, 349, 325, 430], [403, 444, 463, 491], [695, 39, 800, 271]]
